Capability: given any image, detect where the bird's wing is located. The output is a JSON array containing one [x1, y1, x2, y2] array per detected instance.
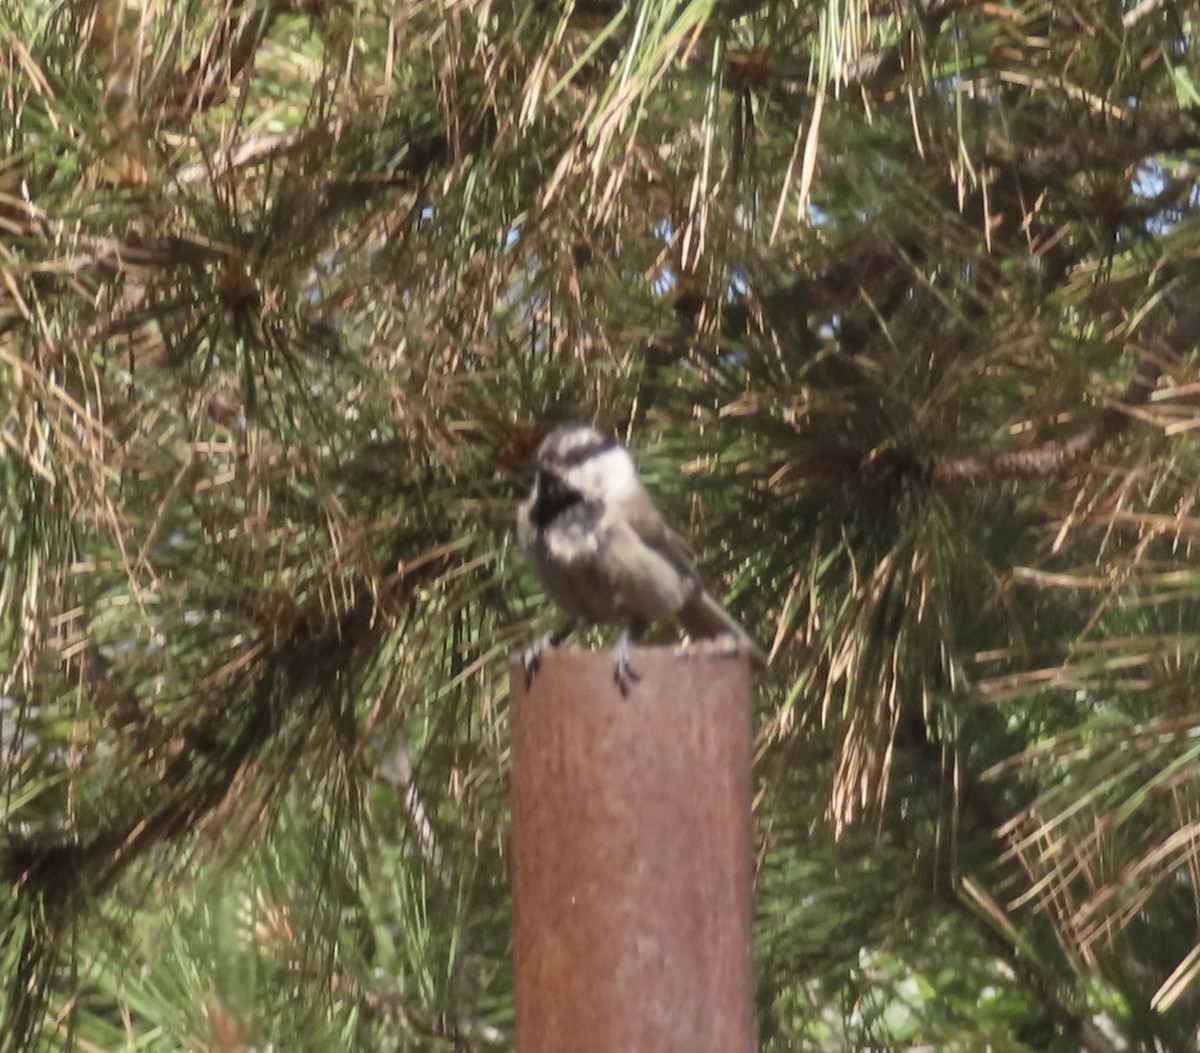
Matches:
[[617, 485, 699, 578], [616, 482, 767, 664]]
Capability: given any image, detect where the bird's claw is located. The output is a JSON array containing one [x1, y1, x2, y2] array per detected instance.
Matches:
[[521, 629, 643, 695], [520, 629, 570, 688], [520, 635, 549, 688], [613, 632, 642, 696]]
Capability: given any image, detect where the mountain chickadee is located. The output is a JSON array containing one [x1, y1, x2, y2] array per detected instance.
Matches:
[[517, 423, 764, 691]]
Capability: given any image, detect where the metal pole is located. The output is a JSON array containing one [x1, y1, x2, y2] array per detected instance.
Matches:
[[510, 644, 756, 1053]]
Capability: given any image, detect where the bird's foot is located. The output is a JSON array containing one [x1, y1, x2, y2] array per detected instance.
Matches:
[[519, 635, 551, 688], [613, 631, 642, 696], [519, 628, 571, 688]]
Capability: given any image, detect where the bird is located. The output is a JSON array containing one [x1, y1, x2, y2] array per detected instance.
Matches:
[[516, 422, 764, 692]]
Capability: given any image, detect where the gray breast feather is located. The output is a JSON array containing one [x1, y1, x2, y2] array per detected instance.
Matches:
[[524, 501, 695, 628]]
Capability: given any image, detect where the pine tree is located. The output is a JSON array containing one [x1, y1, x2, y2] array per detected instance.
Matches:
[[4, 1, 1200, 1049]]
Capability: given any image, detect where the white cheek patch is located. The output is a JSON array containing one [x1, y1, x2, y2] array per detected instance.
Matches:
[[578, 447, 640, 502]]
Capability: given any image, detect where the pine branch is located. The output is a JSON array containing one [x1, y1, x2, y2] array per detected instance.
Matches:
[[932, 299, 1200, 486], [5, 546, 453, 900], [160, 0, 285, 123]]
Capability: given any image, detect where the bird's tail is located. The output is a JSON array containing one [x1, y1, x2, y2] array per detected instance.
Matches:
[[678, 590, 767, 667]]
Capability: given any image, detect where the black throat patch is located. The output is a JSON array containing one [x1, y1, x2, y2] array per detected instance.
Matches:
[[528, 469, 583, 530]]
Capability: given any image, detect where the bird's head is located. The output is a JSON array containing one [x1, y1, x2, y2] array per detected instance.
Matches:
[[527, 424, 640, 526]]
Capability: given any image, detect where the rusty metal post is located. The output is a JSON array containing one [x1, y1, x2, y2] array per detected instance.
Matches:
[[510, 644, 755, 1053]]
